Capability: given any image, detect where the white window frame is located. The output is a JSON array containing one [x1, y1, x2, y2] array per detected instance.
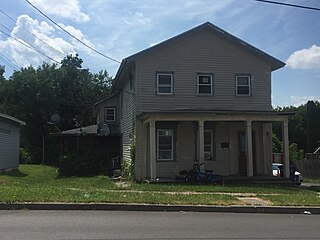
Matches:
[[204, 130, 213, 160], [157, 129, 174, 161], [157, 73, 173, 95], [236, 75, 251, 96], [104, 107, 116, 122], [197, 74, 213, 95]]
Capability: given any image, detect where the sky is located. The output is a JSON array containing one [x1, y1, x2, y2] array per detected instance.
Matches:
[[0, 0, 319, 107]]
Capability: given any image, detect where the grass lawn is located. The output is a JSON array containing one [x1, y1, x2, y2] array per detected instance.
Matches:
[[0, 164, 319, 206]]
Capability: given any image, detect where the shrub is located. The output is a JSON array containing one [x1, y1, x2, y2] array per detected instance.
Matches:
[[19, 148, 32, 164], [58, 151, 102, 177]]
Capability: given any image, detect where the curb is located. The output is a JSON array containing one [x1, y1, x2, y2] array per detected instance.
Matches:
[[1, 203, 320, 214]]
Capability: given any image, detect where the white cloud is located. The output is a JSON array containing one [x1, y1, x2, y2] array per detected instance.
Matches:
[[3, 15, 77, 67], [58, 23, 94, 54], [286, 45, 320, 69], [29, 0, 90, 23], [290, 96, 320, 107]]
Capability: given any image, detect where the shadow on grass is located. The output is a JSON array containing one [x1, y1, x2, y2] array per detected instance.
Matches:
[[306, 186, 320, 193], [0, 169, 28, 177]]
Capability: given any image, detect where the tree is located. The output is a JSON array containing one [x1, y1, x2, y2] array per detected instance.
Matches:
[[273, 101, 320, 154], [306, 101, 320, 153], [2, 55, 113, 164]]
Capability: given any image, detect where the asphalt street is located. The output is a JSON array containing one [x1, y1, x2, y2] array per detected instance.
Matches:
[[0, 210, 319, 240]]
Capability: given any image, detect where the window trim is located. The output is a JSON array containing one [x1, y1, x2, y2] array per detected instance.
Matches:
[[157, 129, 174, 161], [197, 74, 213, 95], [236, 75, 251, 96], [104, 107, 116, 122], [156, 73, 173, 95]]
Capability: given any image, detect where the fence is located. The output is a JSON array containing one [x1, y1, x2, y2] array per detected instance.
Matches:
[[294, 156, 320, 178]]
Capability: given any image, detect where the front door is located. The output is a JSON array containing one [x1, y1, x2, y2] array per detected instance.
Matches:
[[238, 131, 256, 176]]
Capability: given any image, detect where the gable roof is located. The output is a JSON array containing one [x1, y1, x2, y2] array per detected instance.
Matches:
[[112, 22, 285, 91], [0, 113, 26, 126], [93, 92, 118, 107]]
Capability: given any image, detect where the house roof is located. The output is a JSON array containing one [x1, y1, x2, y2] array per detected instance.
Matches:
[[93, 93, 118, 107], [0, 113, 26, 126], [112, 21, 285, 91]]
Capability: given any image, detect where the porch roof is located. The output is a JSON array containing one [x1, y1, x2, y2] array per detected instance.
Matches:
[[138, 109, 294, 122]]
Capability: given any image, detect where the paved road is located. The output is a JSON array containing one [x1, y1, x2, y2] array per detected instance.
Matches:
[[0, 210, 319, 239]]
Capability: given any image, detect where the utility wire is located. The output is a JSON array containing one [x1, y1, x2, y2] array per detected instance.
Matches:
[[254, 0, 320, 11], [26, 0, 121, 63], [0, 27, 60, 64], [0, 54, 20, 71], [0, 9, 65, 57]]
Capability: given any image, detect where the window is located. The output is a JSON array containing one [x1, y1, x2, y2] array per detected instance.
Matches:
[[157, 129, 174, 161], [104, 107, 116, 122], [157, 73, 173, 94], [236, 75, 251, 96], [204, 130, 213, 160], [198, 74, 212, 95]]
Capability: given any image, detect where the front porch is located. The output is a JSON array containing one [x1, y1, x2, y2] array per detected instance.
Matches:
[[135, 111, 292, 181]]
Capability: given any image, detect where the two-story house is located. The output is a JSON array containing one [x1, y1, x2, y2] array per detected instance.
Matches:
[[95, 22, 292, 180]]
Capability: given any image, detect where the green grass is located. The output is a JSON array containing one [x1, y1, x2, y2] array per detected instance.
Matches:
[[304, 177, 320, 184], [0, 164, 319, 206]]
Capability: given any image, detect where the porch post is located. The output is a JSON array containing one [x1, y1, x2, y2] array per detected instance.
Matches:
[[282, 120, 290, 178], [149, 121, 156, 181], [246, 121, 253, 177], [199, 120, 205, 164]]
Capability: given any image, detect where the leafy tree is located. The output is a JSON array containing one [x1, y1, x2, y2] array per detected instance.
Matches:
[[272, 133, 282, 153], [1, 55, 113, 164], [273, 101, 320, 154], [289, 143, 305, 161]]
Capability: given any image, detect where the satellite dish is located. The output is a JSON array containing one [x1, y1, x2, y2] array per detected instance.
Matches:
[[75, 115, 83, 125], [49, 113, 61, 132], [97, 123, 110, 136], [50, 113, 61, 125], [73, 115, 83, 128]]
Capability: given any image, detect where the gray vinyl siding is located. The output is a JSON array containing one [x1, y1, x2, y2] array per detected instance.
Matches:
[[135, 28, 272, 113], [96, 95, 119, 124], [0, 120, 20, 170], [120, 78, 136, 164]]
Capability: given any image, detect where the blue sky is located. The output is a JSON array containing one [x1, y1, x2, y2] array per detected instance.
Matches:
[[0, 0, 319, 107]]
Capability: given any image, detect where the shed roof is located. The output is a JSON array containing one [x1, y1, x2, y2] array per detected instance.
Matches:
[[0, 113, 26, 126], [51, 124, 120, 136]]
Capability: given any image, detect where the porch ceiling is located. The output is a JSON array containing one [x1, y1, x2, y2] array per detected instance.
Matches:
[[138, 110, 293, 123]]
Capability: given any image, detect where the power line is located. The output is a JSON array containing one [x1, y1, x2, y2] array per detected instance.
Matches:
[[254, 0, 320, 11], [0, 53, 20, 71], [26, 0, 121, 64], [0, 26, 60, 64], [0, 9, 65, 57]]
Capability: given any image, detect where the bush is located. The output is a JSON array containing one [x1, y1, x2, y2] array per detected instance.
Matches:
[[58, 151, 102, 177], [19, 148, 32, 164], [289, 143, 305, 161]]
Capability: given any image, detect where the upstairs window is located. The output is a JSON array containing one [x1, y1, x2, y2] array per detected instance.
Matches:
[[236, 75, 251, 96], [105, 107, 116, 122], [198, 74, 213, 95], [157, 73, 173, 95]]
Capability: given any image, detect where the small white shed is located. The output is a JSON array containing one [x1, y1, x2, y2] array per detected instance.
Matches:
[[0, 113, 25, 171]]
